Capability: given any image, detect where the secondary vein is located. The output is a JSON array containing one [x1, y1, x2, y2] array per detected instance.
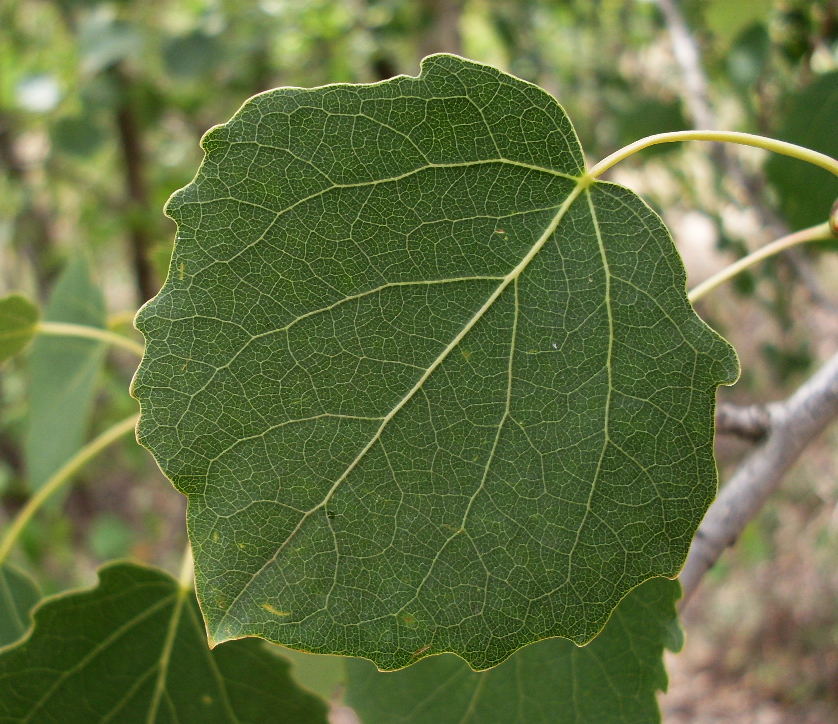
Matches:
[[212, 181, 586, 635]]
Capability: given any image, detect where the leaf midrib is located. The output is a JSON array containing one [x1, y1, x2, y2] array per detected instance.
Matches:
[[213, 179, 589, 636]]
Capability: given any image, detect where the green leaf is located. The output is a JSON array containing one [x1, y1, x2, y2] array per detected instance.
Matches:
[[345, 577, 683, 724], [163, 32, 223, 80], [0, 564, 40, 648], [275, 647, 345, 702], [0, 295, 39, 365], [766, 71, 838, 230], [0, 563, 330, 723], [614, 97, 688, 158], [78, 15, 142, 75], [703, 0, 773, 46], [51, 113, 106, 157], [132, 54, 738, 670], [726, 23, 770, 89], [24, 254, 107, 491]]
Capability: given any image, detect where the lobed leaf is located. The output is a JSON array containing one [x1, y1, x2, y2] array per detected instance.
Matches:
[[0, 563, 329, 723], [133, 54, 738, 669]]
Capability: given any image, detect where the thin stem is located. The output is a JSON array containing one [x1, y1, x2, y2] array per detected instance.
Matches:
[[688, 222, 833, 303], [36, 321, 145, 358], [0, 413, 139, 565], [177, 544, 194, 592], [587, 131, 838, 179]]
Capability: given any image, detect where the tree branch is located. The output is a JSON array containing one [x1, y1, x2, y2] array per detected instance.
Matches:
[[655, 0, 716, 131], [419, 0, 465, 57], [680, 350, 838, 604], [715, 402, 770, 440]]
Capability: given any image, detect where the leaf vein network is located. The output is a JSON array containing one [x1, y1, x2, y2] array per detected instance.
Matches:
[[212, 177, 587, 632]]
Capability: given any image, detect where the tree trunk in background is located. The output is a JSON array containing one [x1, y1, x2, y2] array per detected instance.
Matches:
[[114, 70, 158, 305], [420, 0, 465, 57], [0, 113, 57, 299]]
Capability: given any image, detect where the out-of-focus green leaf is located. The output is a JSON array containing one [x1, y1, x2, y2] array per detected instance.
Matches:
[[274, 646, 345, 702], [615, 97, 688, 156], [24, 254, 107, 491], [727, 23, 770, 89], [0, 563, 330, 723], [0, 295, 39, 365], [133, 54, 737, 670], [345, 577, 683, 724], [79, 15, 143, 75], [88, 513, 135, 560], [766, 71, 838, 230], [51, 113, 106, 157], [0, 565, 40, 649], [164, 32, 223, 79], [775, 7, 813, 63], [704, 0, 773, 45]]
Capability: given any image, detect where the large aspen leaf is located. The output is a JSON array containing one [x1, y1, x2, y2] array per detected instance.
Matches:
[[132, 54, 738, 670]]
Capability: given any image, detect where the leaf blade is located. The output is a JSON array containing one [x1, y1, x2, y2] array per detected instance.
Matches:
[[133, 54, 737, 669], [0, 563, 329, 723], [345, 577, 683, 724], [0, 295, 39, 365], [0, 564, 40, 649], [24, 254, 108, 491], [766, 71, 838, 230]]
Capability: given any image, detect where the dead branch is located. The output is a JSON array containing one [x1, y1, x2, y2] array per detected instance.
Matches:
[[680, 349, 838, 604], [715, 402, 771, 441]]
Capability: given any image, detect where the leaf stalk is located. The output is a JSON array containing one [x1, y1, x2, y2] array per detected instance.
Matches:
[[0, 413, 139, 565], [586, 130, 838, 180], [36, 321, 145, 358], [177, 545, 194, 592], [688, 221, 834, 303]]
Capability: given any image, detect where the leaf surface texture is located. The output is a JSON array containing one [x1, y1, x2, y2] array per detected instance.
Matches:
[[133, 54, 738, 669], [0, 563, 329, 723]]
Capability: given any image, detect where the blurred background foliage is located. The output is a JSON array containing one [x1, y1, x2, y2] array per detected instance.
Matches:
[[0, 0, 837, 720]]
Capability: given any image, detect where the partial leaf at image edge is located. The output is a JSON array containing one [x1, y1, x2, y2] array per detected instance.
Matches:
[[766, 70, 838, 231], [345, 577, 683, 724], [24, 253, 107, 492], [0, 564, 40, 649], [0, 295, 39, 365], [0, 562, 329, 723], [133, 53, 738, 670]]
